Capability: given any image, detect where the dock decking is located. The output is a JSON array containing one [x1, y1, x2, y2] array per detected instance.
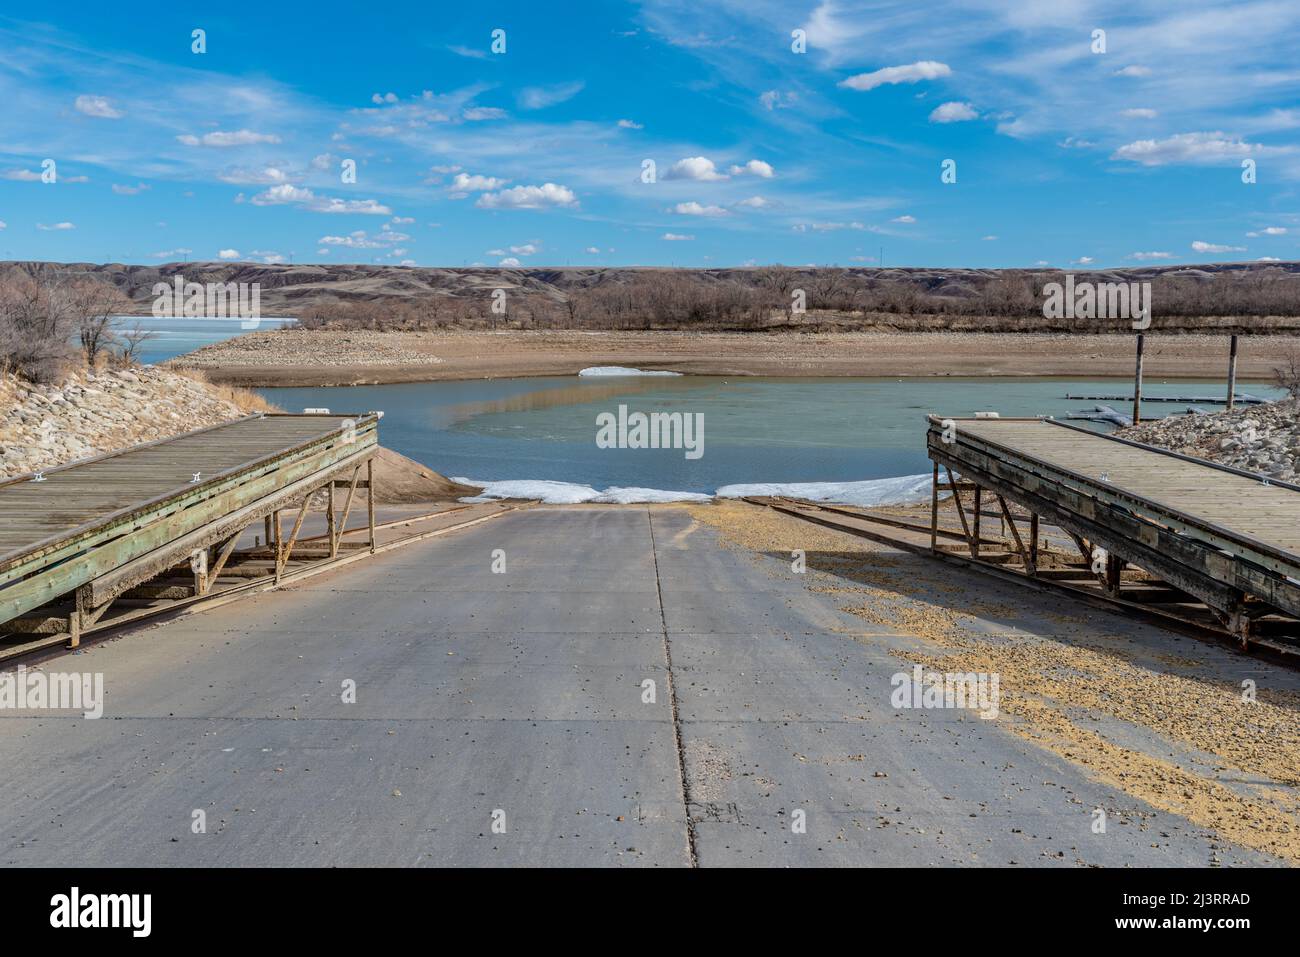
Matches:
[[927, 415, 1300, 646], [0, 413, 380, 653]]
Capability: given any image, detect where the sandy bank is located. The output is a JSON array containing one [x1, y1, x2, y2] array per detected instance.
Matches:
[[168, 329, 1300, 387]]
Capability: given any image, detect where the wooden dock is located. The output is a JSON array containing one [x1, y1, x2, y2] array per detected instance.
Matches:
[[0, 413, 382, 658], [925, 415, 1300, 648]]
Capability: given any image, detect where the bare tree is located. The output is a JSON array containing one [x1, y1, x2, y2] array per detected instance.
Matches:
[[0, 273, 78, 381], [118, 321, 156, 365], [66, 279, 129, 366], [1274, 353, 1300, 400]]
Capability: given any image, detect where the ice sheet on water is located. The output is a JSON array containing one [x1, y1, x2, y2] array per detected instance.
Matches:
[[453, 478, 711, 505], [576, 366, 682, 377], [715, 473, 936, 507], [454, 473, 935, 507]]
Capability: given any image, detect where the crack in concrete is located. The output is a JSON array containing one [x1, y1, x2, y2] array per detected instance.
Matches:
[[646, 507, 699, 867]]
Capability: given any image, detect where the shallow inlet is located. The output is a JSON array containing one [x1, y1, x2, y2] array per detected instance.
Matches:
[[254, 375, 1286, 504]]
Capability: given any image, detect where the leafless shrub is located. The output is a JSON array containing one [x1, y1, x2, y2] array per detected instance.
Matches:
[[0, 274, 78, 382], [1274, 354, 1300, 400]]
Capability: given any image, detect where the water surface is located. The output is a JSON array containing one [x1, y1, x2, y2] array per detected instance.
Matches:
[[257, 375, 1282, 500]]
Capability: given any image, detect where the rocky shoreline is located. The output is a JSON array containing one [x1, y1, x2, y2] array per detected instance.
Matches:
[[169, 328, 443, 369], [1119, 398, 1300, 482], [0, 366, 269, 480]]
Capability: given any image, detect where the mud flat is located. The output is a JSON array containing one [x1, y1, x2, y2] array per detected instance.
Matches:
[[166, 328, 1300, 387]]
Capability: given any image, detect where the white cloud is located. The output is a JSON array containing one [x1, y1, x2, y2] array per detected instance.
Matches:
[[617, 118, 643, 129], [1121, 108, 1158, 119], [793, 221, 865, 232], [1246, 226, 1287, 236], [0, 221, 5, 229], [1191, 240, 1246, 253], [151, 248, 191, 259], [735, 196, 772, 208], [36, 222, 75, 230], [1113, 132, 1260, 166], [475, 183, 577, 209], [585, 246, 601, 253], [518, 81, 584, 110], [448, 44, 488, 60], [2, 169, 41, 181], [217, 166, 291, 185], [840, 61, 951, 92], [929, 101, 978, 123], [759, 90, 797, 110], [1258, 256, 1282, 262], [218, 249, 240, 259], [510, 243, 538, 255], [891, 215, 917, 224], [371, 92, 399, 104], [318, 228, 409, 249], [1072, 256, 1094, 265], [1114, 65, 1152, 77], [176, 130, 282, 147], [449, 172, 508, 193], [249, 184, 392, 214], [662, 233, 694, 241], [499, 257, 523, 267], [111, 182, 150, 195], [1130, 251, 1172, 260], [728, 159, 774, 178], [463, 107, 507, 121], [665, 156, 727, 181], [672, 201, 729, 217], [981, 235, 997, 241], [74, 94, 124, 119]]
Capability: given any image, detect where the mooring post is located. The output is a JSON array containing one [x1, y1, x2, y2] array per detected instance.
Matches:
[[1132, 333, 1145, 424], [972, 487, 982, 558], [1226, 334, 1239, 411]]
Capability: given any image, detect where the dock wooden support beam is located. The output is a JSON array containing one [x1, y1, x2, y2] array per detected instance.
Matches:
[[945, 466, 978, 559], [930, 463, 940, 553], [367, 458, 376, 555], [1029, 513, 1040, 572]]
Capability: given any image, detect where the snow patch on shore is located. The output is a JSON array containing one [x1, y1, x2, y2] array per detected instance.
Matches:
[[453, 478, 711, 505], [577, 366, 682, 377], [716, 474, 935, 507], [453, 473, 934, 507]]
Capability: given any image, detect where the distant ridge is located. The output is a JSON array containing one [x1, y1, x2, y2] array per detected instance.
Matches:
[[2, 259, 1298, 317]]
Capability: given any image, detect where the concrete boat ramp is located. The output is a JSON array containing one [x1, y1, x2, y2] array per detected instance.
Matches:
[[0, 505, 1290, 867]]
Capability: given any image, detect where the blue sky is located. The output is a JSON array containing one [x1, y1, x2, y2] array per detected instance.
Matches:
[[1, 0, 1297, 269]]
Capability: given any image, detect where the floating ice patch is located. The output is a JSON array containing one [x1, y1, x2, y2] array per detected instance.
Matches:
[[453, 478, 710, 505], [577, 366, 682, 377], [715, 473, 936, 508]]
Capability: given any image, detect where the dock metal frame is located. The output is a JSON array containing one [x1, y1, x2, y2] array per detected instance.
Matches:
[[925, 415, 1300, 648], [0, 414, 380, 657]]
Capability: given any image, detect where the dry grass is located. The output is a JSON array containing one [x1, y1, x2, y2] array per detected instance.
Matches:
[[174, 368, 281, 413]]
